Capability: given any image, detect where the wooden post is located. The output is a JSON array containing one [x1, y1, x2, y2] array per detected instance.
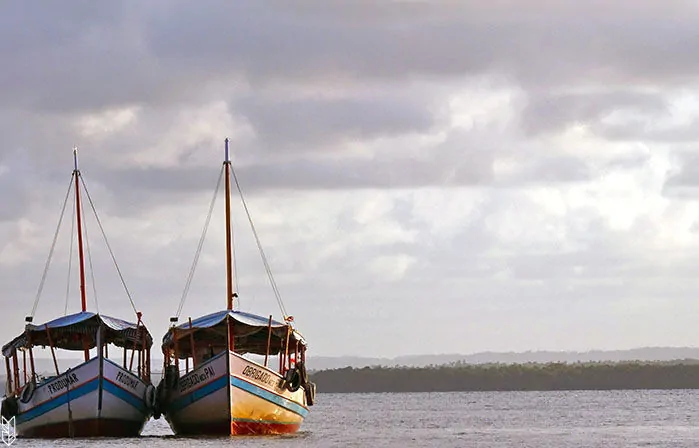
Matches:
[[278, 346, 283, 374], [26, 330, 36, 383], [82, 335, 90, 362], [264, 315, 273, 367], [140, 324, 146, 378], [173, 327, 180, 372], [283, 325, 291, 372], [294, 341, 299, 368], [146, 348, 151, 382], [12, 352, 20, 393], [129, 340, 136, 371], [228, 317, 235, 353], [44, 325, 60, 375], [5, 356, 13, 394], [188, 317, 197, 370], [22, 350, 27, 384], [97, 323, 104, 414], [123, 344, 127, 369], [29, 347, 36, 383]]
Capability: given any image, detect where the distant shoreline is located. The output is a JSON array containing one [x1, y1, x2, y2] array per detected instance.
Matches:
[[308, 360, 699, 393], [6, 354, 699, 395]]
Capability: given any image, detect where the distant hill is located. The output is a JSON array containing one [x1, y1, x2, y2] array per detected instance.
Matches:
[[305, 347, 699, 371]]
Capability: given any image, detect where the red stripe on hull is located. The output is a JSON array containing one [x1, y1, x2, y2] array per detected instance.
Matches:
[[231, 420, 300, 435], [20, 418, 146, 438], [169, 419, 300, 436]]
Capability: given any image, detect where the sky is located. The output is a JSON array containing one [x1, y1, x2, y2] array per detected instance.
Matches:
[[2, 0, 699, 359]]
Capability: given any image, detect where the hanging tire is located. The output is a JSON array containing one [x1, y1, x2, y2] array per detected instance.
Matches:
[[296, 361, 308, 385], [284, 368, 302, 393], [20, 380, 36, 404], [164, 365, 179, 391], [144, 384, 156, 412], [304, 382, 316, 406], [153, 381, 168, 420]]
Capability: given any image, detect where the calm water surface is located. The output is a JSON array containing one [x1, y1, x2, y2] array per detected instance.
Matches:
[[11, 390, 699, 447]]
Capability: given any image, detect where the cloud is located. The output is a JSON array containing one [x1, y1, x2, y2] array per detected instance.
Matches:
[[521, 91, 669, 137], [3, 1, 699, 359], [234, 88, 443, 153]]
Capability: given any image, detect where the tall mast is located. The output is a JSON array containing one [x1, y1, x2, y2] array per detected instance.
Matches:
[[224, 138, 235, 310], [73, 148, 88, 314]]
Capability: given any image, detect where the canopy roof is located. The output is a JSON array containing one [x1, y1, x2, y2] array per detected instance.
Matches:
[[2, 311, 153, 357], [162, 310, 306, 358]]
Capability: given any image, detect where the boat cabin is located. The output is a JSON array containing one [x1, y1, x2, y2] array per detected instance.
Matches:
[[162, 310, 306, 377], [2, 312, 153, 397]]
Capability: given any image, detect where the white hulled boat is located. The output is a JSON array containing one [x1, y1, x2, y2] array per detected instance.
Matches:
[[0, 150, 155, 438], [154, 139, 315, 435]]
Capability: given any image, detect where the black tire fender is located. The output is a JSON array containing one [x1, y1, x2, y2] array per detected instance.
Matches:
[[144, 384, 156, 411], [1, 396, 19, 418], [20, 380, 36, 404], [284, 368, 302, 393]]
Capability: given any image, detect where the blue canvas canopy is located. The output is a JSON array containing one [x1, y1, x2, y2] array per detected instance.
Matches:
[[2, 311, 153, 357], [162, 310, 306, 358]]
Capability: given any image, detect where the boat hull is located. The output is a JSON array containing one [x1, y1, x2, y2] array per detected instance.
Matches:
[[163, 351, 308, 436], [13, 357, 151, 438]]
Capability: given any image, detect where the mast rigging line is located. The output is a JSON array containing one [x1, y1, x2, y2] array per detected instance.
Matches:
[[229, 162, 289, 319], [79, 176, 138, 316], [80, 184, 100, 314], [176, 164, 225, 319], [30, 175, 75, 318], [174, 148, 291, 322]]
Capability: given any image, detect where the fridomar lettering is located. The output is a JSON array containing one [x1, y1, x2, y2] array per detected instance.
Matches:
[[116, 371, 140, 390], [47, 373, 79, 395]]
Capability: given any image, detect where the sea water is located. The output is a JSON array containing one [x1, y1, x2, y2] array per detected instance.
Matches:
[[10, 390, 699, 447]]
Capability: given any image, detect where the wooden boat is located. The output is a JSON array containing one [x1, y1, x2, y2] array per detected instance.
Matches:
[[0, 150, 155, 438], [154, 139, 316, 435]]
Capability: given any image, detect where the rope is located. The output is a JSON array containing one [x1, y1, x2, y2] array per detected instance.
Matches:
[[176, 165, 225, 318], [64, 193, 76, 316], [79, 176, 138, 316], [79, 178, 100, 313], [232, 209, 239, 305], [30, 175, 74, 318], [230, 163, 288, 319]]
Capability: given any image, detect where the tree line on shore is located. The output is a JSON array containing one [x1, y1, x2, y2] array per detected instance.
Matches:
[[308, 360, 699, 393]]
